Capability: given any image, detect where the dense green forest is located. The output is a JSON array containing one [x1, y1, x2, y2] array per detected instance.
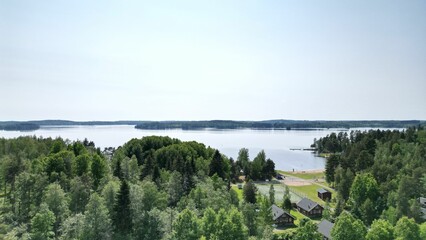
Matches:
[[0, 135, 278, 239], [1, 119, 424, 131], [1, 129, 425, 240], [312, 127, 426, 239], [0, 122, 40, 131], [136, 120, 424, 130]]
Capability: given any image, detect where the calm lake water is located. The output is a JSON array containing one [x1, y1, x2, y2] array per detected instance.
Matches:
[[1, 125, 354, 171]]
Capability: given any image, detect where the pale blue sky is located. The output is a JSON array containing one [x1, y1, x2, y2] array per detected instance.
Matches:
[[1, 0, 425, 121]]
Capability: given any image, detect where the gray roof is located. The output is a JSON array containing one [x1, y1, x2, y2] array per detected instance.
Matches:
[[297, 198, 321, 211], [271, 204, 295, 221], [318, 219, 334, 239], [318, 188, 330, 194], [421, 208, 426, 220]]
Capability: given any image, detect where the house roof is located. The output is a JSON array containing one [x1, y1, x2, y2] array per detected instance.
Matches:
[[420, 208, 426, 220], [317, 219, 334, 239], [318, 188, 330, 194], [297, 198, 321, 212], [271, 204, 295, 221]]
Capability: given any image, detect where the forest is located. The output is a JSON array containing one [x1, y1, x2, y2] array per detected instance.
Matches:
[[312, 126, 426, 239], [135, 120, 424, 130], [0, 127, 425, 240], [1, 119, 424, 131], [0, 135, 277, 239]]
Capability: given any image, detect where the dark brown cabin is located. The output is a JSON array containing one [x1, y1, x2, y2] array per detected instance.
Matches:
[[296, 198, 323, 217], [271, 204, 295, 226], [317, 188, 332, 201]]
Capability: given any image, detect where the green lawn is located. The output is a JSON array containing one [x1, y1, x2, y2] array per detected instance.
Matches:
[[290, 209, 307, 226], [289, 184, 335, 206], [278, 170, 325, 180], [231, 185, 244, 201]]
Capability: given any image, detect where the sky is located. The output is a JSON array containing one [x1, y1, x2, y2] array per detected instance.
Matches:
[[0, 0, 425, 121]]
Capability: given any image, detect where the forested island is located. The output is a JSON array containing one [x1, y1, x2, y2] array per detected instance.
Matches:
[[1, 119, 425, 131], [0, 122, 40, 131], [0, 127, 425, 239]]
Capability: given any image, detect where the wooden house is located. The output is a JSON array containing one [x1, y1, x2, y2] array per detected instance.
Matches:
[[317, 188, 332, 201], [271, 204, 295, 226], [296, 198, 323, 217], [317, 219, 334, 240]]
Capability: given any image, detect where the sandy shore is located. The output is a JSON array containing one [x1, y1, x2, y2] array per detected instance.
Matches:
[[280, 169, 325, 174]]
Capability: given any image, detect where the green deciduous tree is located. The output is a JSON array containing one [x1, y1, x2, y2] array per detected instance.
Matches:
[[201, 207, 217, 240], [31, 204, 55, 240], [331, 212, 367, 240], [294, 220, 322, 240], [237, 148, 250, 177], [228, 208, 248, 240], [242, 203, 258, 236], [394, 217, 421, 240], [59, 213, 85, 240], [349, 173, 380, 222], [69, 176, 91, 214], [75, 154, 90, 176], [420, 222, 426, 240], [91, 154, 107, 189], [132, 208, 164, 240], [168, 171, 184, 206], [258, 196, 273, 226], [172, 209, 200, 240], [366, 219, 394, 240], [322, 200, 332, 221], [215, 208, 233, 240], [83, 193, 111, 240], [14, 172, 47, 223], [335, 167, 354, 201], [43, 183, 69, 235]]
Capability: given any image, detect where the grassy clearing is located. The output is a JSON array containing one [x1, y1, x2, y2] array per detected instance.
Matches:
[[231, 185, 243, 201], [290, 209, 307, 226], [289, 184, 335, 206], [278, 170, 325, 180]]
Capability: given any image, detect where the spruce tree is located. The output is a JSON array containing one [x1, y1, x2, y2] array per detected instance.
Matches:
[[209, 150, 225, 179], [113, 180, 132, 236], [113, 159, 122, 180]]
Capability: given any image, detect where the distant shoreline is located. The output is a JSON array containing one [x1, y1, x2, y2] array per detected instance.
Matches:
[[1, 119, 423, 132]]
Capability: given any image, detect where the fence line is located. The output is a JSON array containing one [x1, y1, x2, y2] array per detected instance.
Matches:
[[288, 187, 308, 200]]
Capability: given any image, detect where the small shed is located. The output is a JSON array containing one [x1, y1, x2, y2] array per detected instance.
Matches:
[[317, 219, 334, 240], [318, 188, 332, 201], [271, 204, 295, 226], [296, 198, 323, 217]]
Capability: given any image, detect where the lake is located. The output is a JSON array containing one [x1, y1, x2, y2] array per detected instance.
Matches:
[[0, 125, 353, 171]]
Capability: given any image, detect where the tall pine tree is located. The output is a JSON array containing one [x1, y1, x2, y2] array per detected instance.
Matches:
[[113, 180, 132, 236], [209, 150, 225, 179]]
